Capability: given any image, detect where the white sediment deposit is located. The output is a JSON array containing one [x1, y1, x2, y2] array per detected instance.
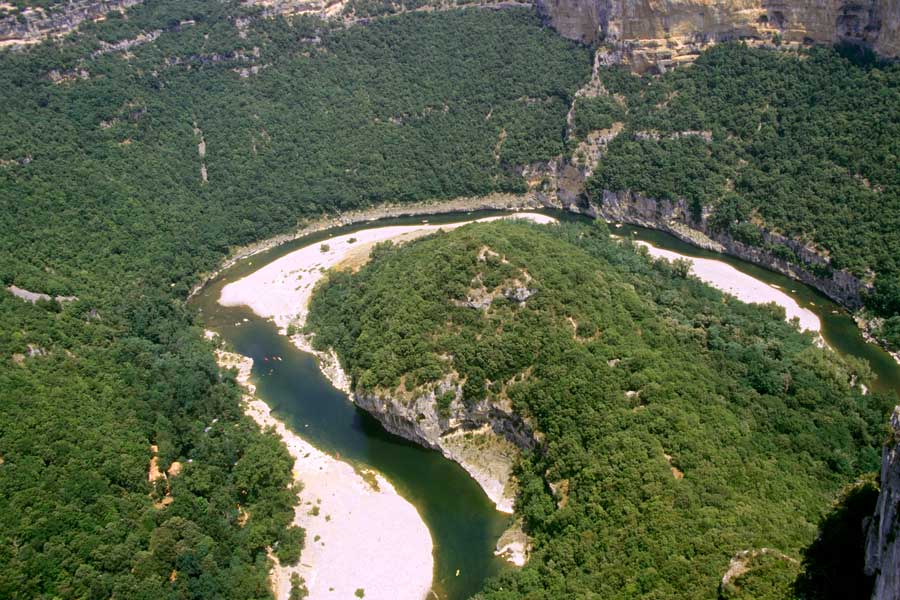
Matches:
[[220, 213, 554, 517], [219, 213, 555, 567], [212, 345, 434, 600], [635, 241, 821, 333], [219, 213, 557, 333]]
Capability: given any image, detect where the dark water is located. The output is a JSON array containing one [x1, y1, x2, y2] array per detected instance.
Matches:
[[191, 211, 517, 600], [190, 209, 899, 600]]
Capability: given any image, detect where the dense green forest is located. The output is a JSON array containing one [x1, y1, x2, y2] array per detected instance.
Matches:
[[583, 44, 900, 333], [0, 2, 588, 597], [3, 0, 899, 597], [306, 220, 894, 599], [0, 290, 303, 598], [0, 2, 588, 297]]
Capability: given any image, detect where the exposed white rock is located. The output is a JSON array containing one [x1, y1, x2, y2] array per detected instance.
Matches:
[[494, 518, 531, 567], [213, 347, 434, 600]]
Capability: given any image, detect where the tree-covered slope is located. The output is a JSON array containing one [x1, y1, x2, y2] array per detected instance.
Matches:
[[583, 44, 900, 332], [0, 4, 589, 597], [0, 1, 588, 298], [306, 220, 894, 598], [0, 291, 303, 598]]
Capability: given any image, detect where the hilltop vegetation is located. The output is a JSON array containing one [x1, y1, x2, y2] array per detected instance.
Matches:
[[583, 44, 900, 334], [306, 220, 893, 598], [0, 3, 588, 597]]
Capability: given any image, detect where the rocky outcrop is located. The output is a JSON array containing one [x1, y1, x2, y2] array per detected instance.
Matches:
[[536, 0, 900, 71], [244, 0, 532, 23], [494, 518, 531, 566], [720, 548, 797, 596], [857, 315, 900, 366], [242, 0, 349, 20], [90, 29, 161, 58], [545, 187, 873, 310], [865, 406, 900, 600], [6, 285, 77, 304], [0, 0, 143, 48], [355, 375, 538, 514]]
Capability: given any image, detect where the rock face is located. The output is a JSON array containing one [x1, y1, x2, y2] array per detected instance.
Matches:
[[866, 406, 900, 600], [0, 1, 143, 48], [355, 376, 538, 514], [545, 186, 873, 311], [536, 0, 900, 71]]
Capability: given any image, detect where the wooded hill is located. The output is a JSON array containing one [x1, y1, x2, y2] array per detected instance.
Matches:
[[307, 220, 894, 599], [584, 44, 900, 345]]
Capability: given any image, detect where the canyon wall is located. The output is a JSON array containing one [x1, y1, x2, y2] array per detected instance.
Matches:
[[546, 187, 874, 310], [0, 0, 143, 47], [537, 0, 900, 71], [354, 376, 539, 514], [866, 407, 900, 600]]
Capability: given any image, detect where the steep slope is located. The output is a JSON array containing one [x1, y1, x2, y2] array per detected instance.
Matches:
[[547, 43, 900, 356], [537, 0, 900, 71], [0, 1, 144, 47], [306, 220, 893, 598], [866, 407, 900, 600]]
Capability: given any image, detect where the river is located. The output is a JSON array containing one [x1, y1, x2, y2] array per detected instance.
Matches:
[[189, 208, 900, 600]]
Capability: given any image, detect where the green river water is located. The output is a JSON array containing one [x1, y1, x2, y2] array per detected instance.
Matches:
[[190, 209, 900, 599]]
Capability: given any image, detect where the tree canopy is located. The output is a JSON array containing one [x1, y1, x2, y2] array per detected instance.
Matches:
[[307, 220, 893, 599], [584, 44, 900, 327], [0, 4, 588, 597]]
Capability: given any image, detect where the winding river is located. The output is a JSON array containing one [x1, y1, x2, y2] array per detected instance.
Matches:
[[189, 208, 900, 600]]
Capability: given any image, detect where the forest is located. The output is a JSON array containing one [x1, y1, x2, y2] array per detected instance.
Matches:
[[3, 0, 900, 596], [583, 44, 900, 338], [306, 220, 895, 599], [0, 2, 588, 597]]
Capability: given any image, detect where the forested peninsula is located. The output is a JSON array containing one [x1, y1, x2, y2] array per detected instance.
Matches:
[[306, 220, 894, 598]]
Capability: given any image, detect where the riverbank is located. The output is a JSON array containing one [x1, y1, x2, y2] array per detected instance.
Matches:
[[563, 192, 900, 363], [218, 212, 832, 518], [211, 342, 434, 600], [634, 240, 821, 333], [857, 314, 900, 367], [219, 212, 556, 517], [189, 193, 544, 300]]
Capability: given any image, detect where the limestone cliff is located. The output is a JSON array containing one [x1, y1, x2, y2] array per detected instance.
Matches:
[[546, 186, 874, 310], [0, 1, 143, 48], [536, 0, 900, 71], [349, 376, 536, 565], [353, 374, 539, 514], [243, 0, 531, 23], [865, 406, 900, 600]]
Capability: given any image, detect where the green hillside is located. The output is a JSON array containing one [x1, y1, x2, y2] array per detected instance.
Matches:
[[306, 220, 893, 598], [585, 44, 900, 335]]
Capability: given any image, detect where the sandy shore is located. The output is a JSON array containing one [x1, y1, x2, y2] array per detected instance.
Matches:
[[220, 213, 555, 518], [190, 193, 545, 300], [635, 241, 821, 333], [212, 345, 434, 600], [220, 212, 557, 333]]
